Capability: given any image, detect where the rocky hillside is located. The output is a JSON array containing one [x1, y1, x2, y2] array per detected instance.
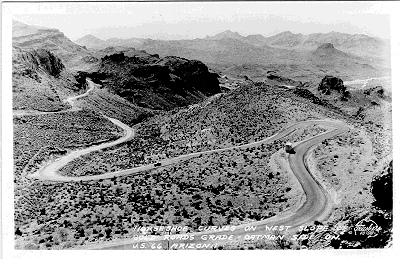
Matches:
[[12, 20, 95, 70], [12, 47, 82, 111], [12, 21, 222, 115], [12, 20, 95, 111], [88, 51, 221, 110], [12, 21, 93, 112], [295, 75, 391, 119], [13, 48, 65, 77]]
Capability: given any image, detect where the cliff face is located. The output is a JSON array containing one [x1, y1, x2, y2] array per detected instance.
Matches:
[[95, 51, 221, 110], [14, 48, 65, 78]]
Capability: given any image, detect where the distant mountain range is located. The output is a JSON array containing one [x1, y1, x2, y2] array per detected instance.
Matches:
[[75, 29, 390, 60], [76, 34, 146, 50], [11, 19, 391, 113], [73, 29, 391, 83]]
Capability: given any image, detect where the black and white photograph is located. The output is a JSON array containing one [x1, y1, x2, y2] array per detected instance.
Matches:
[[1, 0, 399, 256]]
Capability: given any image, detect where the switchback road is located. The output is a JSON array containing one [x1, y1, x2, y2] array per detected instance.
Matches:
[[16, 79, 351, 249], [30, 120, 347, 182], [79, 120, 349, 249]]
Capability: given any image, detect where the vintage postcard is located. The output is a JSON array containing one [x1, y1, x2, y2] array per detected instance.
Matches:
[[1, 1, 398, 257]]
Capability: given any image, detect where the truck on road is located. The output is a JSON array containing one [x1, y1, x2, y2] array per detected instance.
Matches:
[[285, 142, 294, 153]]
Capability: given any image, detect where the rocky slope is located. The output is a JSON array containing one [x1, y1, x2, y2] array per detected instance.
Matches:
[[13, 48, 65, 77], [12, 46, 82, 111], [13, 21, 221, 114], [85, 50, 221, 110], [12, 20, 95, 70], [294, 74, 392, 122]]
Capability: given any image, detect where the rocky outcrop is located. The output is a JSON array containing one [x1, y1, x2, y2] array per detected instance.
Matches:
[[364, 86, 385, 97], [33, 49, 65, 77], [318, 75, 346, 95], [266, 71, 302, 87], [292, 88, 337, 110], [371, 161, 393, 211], [157, 56, 221, 96], [13, 48, 65, 79], [96, 51, 220, 110]]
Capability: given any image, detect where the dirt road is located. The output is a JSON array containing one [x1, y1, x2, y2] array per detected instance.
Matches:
[[77, 121, 349, 249], [16, 79, 351, 250], [13, 79, 95, 117]]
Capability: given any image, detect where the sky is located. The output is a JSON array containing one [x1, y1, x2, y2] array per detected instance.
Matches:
[[5, 2, 394, 41]]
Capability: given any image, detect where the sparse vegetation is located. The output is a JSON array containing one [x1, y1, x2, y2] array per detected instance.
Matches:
[[59, 84, 345, 177], [13, 110, 122, 184], [12, 19, 392, 251]]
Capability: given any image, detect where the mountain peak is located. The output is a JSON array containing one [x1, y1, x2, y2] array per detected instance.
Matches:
[[313, 42, 350, 59], [81, 34, 101, 40], [76, 34, 105, 42], [75, 34, 107, 48], [208, 30, 244, 40], [280, 31, 295, 36]]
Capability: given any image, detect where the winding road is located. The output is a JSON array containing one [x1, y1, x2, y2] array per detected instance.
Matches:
[[78, 121, 349, 249], [13, 79, 96, 117], [30, 120, 346, 183], [16, 78, 352, 249]]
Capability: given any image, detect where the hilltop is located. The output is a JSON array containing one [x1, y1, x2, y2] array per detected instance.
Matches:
[[74, 34, 109, 49], [85, 51, 220, 110], [312, 43, 349, 58]]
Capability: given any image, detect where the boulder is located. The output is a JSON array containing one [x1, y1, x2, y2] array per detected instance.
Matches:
[[318, 75, 346, 95]]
